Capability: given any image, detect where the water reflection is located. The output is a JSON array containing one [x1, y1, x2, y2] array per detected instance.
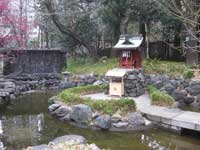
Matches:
[[0, 92, 200, 150], [1, 114, 45, 150]]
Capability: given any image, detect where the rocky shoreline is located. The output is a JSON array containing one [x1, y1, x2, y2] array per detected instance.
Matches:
[[48, 98, 152, 132], [0, 74, 62, 107], [26, 135, 101, 150]]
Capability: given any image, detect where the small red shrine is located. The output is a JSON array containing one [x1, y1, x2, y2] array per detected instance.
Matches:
[[113, 35, 143, 69]]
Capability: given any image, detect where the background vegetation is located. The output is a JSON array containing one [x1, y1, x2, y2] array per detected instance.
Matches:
[[67, 57, 194, 78]]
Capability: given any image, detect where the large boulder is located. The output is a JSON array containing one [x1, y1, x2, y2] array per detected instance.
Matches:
[[186, 85, 200, 96], [70, 104, 93, 123], [48, 104, 61, 112], [52, 106, 71, 118], [127, 112, 145, 126], [49, 135, 87, 145], [94, 115, 111, 130]]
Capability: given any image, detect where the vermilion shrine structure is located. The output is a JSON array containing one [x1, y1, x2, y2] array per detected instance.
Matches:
[[113, 35, 143, 69], [106, 35, 145, 97]]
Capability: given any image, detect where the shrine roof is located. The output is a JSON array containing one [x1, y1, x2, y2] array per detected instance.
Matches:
[[106, 68, 134, 78], [113, 34, 143, 50]]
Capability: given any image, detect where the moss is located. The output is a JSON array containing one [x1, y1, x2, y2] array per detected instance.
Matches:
[[58, 85, 135, 115], [147, 85, 174, 107]]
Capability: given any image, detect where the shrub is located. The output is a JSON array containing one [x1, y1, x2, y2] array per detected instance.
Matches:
[[183, 70, 194, 79], [147, 85, 174, 107]]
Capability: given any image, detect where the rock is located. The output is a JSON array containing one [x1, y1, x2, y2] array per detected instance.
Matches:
[[92, 112, 100, 119], [49, 135, 87, 145], [186, 85, 200, 96], [59, 81, 75, 89], [127, 112, 145, 126], [70, 104, 93, 123], [127, 75, 137, 80], [48, 104, 61, 112], [93, 80, 103, 86], [111, 114, 122, 123], [163, 83, 175, 94], [189, 80, 200, 86], [27, 144, 49, 150], [52, 106, 71, 118], [184, 95, 195, 105], [153, 81, 163, 89], [112, 122, 129, 128], [94, 115, 111, 130], [191, 95, 200, 110], [59, 114, 70, 122], [77, 82, 85, 87], [172, 90, 187, 101]]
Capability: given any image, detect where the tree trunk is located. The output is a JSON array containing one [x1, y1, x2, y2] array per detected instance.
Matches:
[[186, 32, 199, 65], [45, 30, 49, 48], [145, 22, 150, 59], [139, 20, 146, 41], [139, 20, 146, 58], [172, 23, 182, 60], [186, 50, 199, 65], [44, 1, 98, 59], [120, 8, 131, 35]]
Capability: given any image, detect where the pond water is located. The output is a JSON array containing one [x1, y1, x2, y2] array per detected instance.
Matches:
[[0, 91, 200, 150]]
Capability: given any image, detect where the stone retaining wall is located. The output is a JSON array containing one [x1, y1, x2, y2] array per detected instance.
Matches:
[[0, 74, 61, 107], [3, 49, 67, 75], [145, 74, 200, 110]]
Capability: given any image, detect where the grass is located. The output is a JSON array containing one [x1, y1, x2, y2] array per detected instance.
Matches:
[[67, 57, 118, 76], [58, 85, 135, 115], [67, 57, 193, 77], [147, 85, 174, 107], [143, 59, 188, 77]]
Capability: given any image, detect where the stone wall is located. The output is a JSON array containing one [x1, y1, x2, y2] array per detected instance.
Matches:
[[3, 49, 67, 75], [145, 74, 200, 110], [0, 57, 3, 75], [124, 69, 146, 97]]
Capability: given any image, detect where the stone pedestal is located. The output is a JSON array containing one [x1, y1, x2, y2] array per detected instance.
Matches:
[[124, 69, 146, 97]]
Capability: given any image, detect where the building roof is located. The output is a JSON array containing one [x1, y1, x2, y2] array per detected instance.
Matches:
[[113, 34, 143, 50]]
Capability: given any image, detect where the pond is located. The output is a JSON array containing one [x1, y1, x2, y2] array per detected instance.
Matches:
[[0, 91, 200, 150]]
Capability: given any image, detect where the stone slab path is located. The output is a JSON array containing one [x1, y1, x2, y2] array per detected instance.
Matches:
[[84, 93, 200, 132], [134, 94, 200, 132]]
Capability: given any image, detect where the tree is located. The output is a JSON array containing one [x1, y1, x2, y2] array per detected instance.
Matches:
[[38, 0, 99, 58], [159, 0, 200, 64], [100, 0, 161, 58], [0, 0, 31, 48]]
